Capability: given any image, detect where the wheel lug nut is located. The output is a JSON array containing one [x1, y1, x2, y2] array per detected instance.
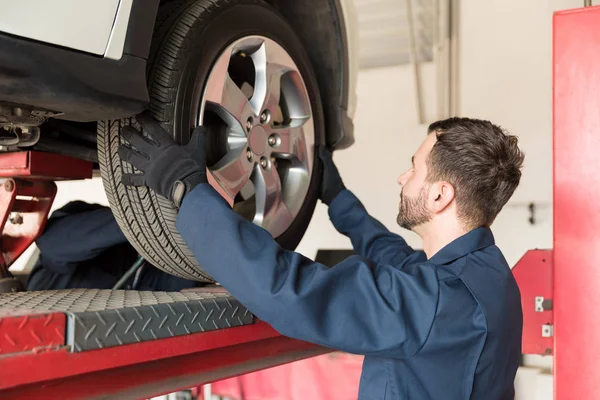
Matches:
[[268, 134, 279, 147], [260, 157, 269, 169], [260, 110, 270, 124], [246, 118, 253, 132], [246, 149, 253, 161]]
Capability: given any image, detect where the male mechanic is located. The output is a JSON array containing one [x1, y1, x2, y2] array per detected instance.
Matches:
[[119, 112, 524, 399], [27, 200, 200, 291]]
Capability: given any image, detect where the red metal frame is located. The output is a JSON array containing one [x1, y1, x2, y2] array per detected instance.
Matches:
[[0, 321, 328, 399], [512, 250, 553, 355], [0, 151, 93, 180], [0, 311, 65, 355], [0, 152, 92, 273], [0, 179, 56, 272], [553, 6, 600, 399]]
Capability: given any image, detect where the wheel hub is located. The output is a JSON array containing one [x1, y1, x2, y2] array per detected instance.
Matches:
[[248, 125, 268, 156]]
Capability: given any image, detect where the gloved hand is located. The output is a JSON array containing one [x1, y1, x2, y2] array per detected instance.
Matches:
[[118, 112, 208, 208], [318, 145, 345, 205]]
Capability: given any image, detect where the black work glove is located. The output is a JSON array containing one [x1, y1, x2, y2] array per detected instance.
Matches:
[[118, 112, 208, 208], [318, 145, 345, 205]]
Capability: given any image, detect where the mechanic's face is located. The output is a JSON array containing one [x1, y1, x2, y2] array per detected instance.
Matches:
[[396, 133, 437, 230]]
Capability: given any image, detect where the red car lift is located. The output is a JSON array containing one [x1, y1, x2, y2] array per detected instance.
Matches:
[[0, 151, 328, 399], [512, 5, 600, 400]]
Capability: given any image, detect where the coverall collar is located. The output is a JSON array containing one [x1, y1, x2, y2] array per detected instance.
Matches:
[[427, 227, 495, 265]]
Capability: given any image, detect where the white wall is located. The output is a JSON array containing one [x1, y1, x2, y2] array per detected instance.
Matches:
[[297, 0, 600, 266], [296, 58, 553, 268], [53, 176, 109, 209], [296, 63, 436, 259]]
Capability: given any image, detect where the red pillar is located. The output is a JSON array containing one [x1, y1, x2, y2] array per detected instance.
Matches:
[[553, 6, 600, 399]]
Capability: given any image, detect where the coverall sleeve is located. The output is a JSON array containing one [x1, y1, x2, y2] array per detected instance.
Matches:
[[177, 184, 439, 358], [35, 207, 129, 274], [328, 189, 422, 265]]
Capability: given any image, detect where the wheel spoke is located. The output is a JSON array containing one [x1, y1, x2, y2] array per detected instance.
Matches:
[[261, 64, 282, 115], [252, 163, 292, 235], [250, 39, 295, 115], [268, 202, 295, 238], [203, 52, 255, 127], [210, 150, 254, 202]]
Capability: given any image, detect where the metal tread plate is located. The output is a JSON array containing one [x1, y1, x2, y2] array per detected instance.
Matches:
[[0, 289, 254, 352], [0, 312, 65, 355]]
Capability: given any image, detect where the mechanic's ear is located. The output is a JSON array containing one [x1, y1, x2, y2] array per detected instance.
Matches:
[[429, 181, 454, 213]]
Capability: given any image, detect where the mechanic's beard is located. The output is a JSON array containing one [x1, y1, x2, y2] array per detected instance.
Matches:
[[396, 186, 432, 230]]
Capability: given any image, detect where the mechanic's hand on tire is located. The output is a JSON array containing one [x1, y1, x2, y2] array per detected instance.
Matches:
[[118, 111, 208, 208], [318, 145, 345, 206]]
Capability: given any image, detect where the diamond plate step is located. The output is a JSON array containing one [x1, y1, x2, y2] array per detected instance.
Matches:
[[0, 289, 254, 352], [0, 311, 65, 355]]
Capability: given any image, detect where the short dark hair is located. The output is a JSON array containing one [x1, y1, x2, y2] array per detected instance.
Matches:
[[426, 117, 524, 229]]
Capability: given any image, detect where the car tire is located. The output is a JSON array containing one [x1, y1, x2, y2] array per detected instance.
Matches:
[[98, 0, 325, 281]]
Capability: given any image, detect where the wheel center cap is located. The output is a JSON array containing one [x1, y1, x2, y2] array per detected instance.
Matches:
[[249, 125, 268, 156]]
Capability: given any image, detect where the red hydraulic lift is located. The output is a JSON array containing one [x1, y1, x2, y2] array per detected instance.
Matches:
[[512, 4, 600, 400], [0, 151, 329, 399]]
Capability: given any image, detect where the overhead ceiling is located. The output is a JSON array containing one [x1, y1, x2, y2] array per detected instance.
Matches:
[[354, 0, 435, 69]]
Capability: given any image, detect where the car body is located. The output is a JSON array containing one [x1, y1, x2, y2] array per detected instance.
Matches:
[[0, 0, 357, 147]]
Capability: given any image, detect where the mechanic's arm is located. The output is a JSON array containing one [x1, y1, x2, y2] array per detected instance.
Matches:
[[178, 183, 439, 358], [35, 207, 128, 274], [118, 114, 438, 357], [319, 147, 420, 265]]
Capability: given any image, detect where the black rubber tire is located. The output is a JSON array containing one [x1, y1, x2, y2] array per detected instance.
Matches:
[[98, 0, 325, 281]]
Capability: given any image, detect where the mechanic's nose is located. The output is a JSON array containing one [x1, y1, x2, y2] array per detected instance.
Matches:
[[398, 170, 409, 186]]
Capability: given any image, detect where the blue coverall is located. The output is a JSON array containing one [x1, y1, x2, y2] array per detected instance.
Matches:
[[176, 185, 523, 400], [27, 201, 199, 292]]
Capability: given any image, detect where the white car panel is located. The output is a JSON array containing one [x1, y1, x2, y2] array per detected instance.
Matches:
[[104, 0, 134, 60], [339, 0, 358, 120], [0, 0, 120, 56]]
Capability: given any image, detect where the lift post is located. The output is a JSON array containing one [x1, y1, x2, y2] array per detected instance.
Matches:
[[0, 151, 328, 399], [512, 5, 600, 400]]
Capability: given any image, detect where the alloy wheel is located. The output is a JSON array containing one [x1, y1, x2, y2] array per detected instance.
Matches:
[[198, 36, 315, 238]]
